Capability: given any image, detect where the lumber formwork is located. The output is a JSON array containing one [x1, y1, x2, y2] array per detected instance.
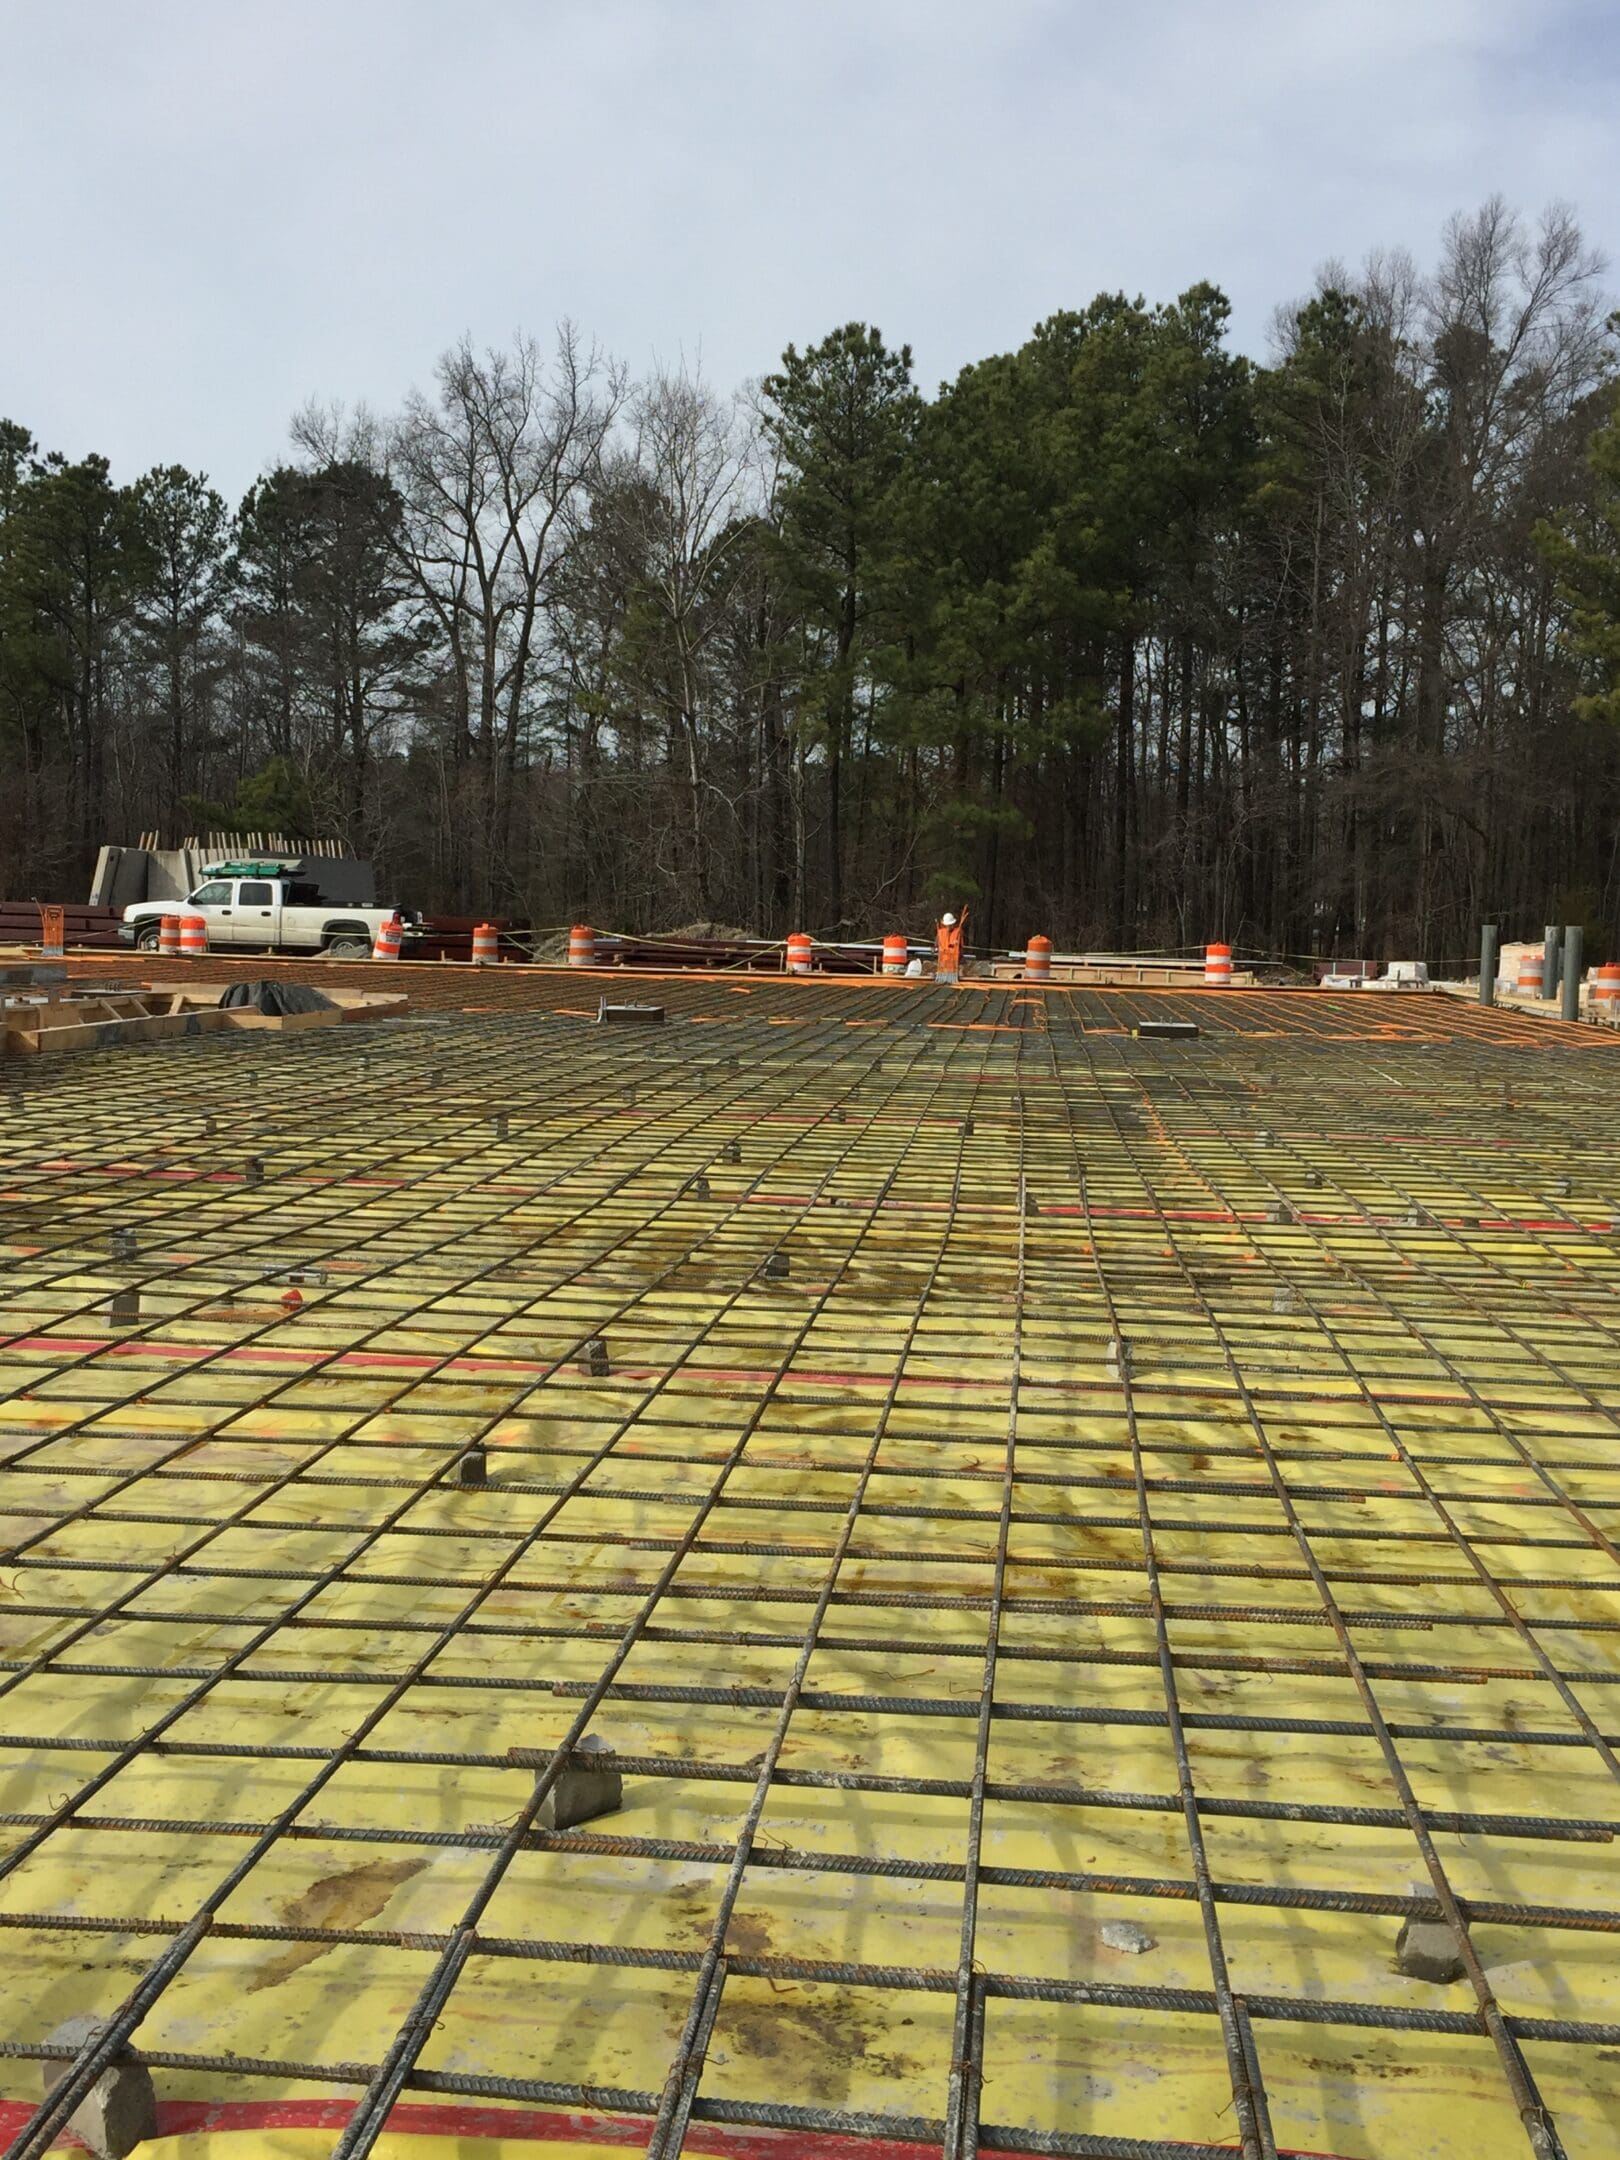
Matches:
[[0, 969, 1618, 2160], [0, 983, 409, 1057]]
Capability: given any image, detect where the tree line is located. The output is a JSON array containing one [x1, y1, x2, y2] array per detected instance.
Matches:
[[3, 196, 1619, 962]]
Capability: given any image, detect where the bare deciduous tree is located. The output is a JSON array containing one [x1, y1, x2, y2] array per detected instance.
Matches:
[[383, 327, 624, 903]]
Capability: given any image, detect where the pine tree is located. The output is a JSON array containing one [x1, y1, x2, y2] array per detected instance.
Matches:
[[763, 325, 919, 926], [1538, 385, 1620, 729]]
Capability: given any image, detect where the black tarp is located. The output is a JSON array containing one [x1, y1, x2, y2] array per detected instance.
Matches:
[[216, 981, 337, 1015]]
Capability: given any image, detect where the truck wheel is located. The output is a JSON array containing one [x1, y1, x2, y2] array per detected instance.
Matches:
[[135, 924, 162, 952], [325, 936, 373, 959]]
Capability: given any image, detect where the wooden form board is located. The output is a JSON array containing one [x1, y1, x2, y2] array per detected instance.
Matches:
[[0, 986, 408, 1056], [987, 959, 1258, 986]]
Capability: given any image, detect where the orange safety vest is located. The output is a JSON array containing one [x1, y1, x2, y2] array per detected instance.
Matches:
[[936, 919, 965, 973]]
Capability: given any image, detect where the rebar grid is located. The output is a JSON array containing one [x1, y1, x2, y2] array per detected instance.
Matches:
[[1, 971, 1618, 2160]]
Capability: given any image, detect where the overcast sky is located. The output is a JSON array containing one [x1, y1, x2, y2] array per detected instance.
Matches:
[[3, 0, 1615, 500]]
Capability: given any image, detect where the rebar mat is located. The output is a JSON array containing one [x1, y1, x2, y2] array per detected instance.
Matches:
[[0, 974, 1616, 2160]]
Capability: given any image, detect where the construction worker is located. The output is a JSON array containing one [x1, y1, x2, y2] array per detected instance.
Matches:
[[935, 907, 968, 984]]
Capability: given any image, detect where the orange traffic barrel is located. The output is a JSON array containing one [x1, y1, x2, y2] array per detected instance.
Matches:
[[881, 934, 907, 977], [1592, 961, 1620, 1013], [371, 913, 404, 962], [472, 922, 499, 966], [1024, 935, 1052, 982], [568, 924, 596, 968], [786, 932, 813, 975], [1516, 951, 1544, 997], [1204, 942, 1233, 987], [158, 915, 182, 957], [39, 905, 64, 959], [179, 914, 207, 957]]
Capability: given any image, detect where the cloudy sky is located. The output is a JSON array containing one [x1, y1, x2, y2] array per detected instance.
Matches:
[[3, 0, 1614, 498]]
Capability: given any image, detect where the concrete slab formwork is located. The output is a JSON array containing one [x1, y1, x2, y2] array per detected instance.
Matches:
[[0, 967, 1617, 2160]]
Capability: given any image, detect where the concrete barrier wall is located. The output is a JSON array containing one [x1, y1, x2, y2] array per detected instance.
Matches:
[[89, 846, 376, 907]]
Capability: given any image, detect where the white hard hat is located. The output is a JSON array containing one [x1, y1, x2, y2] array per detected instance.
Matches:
[[942, 912, 957, 926]]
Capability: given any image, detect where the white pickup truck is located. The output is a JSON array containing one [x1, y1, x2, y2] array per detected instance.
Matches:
[[119, 869, 419, 958]]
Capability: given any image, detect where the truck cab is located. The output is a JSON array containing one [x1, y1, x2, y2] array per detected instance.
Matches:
[[120, 862, 413, 957], [180, 873, 281, 945]]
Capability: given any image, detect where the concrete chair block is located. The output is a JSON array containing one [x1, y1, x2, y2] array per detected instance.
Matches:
[[535, 1733, 622, 1832], [1396, 1915, 1465, 1984], [39, 2016, 157, 2159]]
